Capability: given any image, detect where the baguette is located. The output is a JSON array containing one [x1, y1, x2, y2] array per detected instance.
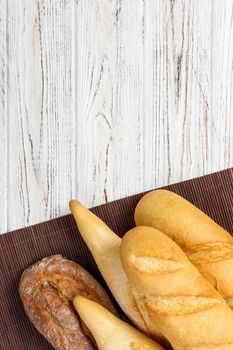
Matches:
[[19, 255, 117, 350], [120, 226, 233, 350], [74, 296, 164, 350], [135, 189, 233, 306], [69, 200, 164, 342]]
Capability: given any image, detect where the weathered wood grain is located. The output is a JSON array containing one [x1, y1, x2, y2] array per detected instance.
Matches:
[[211, 0, 233, 172], [166, 0, 212, 182], [114, 1, 145, 198], [75, 0, 117, 206], [0, 0, 233, 233], [6, 0, 73, 232], [0, 0, 7, 233]]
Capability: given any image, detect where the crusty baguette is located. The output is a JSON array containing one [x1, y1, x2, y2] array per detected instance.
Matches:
[[120, 226, 233, 350], [74, 296, 164, 350], [19, 255, 117, 350], [69, 200, 164, 342], [135, 189, 233, 306]]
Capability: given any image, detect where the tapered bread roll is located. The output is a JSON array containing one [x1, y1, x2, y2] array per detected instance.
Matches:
[[134, 190, 233, 306], [120, 226, 233, 350], [74, 296, 164, 350], [69, 200, 163, 342]]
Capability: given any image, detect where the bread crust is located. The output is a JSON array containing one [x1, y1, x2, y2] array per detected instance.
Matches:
[[73, 296, 164, 350], [120, 226, 233, 350], [19, 255, 117, 350], [135, 190, 233, 304], [69, 200, 162, 341]]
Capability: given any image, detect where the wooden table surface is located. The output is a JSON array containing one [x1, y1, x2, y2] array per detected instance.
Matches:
[[0, 0, 232, 234]]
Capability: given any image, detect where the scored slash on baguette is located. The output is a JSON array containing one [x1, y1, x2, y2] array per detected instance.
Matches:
[[130, 256, 187, 274], [144, 295, 224, 315], [69, 200, 163, 342], [73, 296, 164, 350]]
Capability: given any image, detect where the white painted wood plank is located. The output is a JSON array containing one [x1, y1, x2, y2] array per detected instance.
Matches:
[[0, 0, 7, 233], [164, 0, 212, 185], [75, 0, 118, 207], [137, 0, 212, 192], [6, 0, 74, 232], [113, 0, 145, 199], [211, 0, 233, 172], [7, 1, 43, 231], [143, 0, 174, 190]]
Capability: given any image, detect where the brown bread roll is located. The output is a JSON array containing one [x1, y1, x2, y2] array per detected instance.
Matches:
[[120, 226, 233, 350], [19, 255, 117, 350], [135, 189, 233, 306]]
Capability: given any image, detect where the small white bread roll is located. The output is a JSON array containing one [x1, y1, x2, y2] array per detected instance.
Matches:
[[120, 226, 233, 350], [74, 296, 164, 350], [134, 189, 233, 306], [69, 200, 162, 341]]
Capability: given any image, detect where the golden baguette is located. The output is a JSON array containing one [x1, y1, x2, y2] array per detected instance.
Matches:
[[74, 296, 164, 350], [69, 200, 162, 340], [120, 226, 233, 350], [135, 189, 233, 306]]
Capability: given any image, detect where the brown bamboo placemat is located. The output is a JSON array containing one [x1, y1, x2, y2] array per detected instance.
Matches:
[[1, 168, 233, 349]]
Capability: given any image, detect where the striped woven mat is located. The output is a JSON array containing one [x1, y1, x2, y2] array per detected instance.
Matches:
[[1, 168, 233, 349]]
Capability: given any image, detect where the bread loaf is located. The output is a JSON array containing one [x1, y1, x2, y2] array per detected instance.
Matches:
[[74, 296, 164, 350], [120, 226, 233, 350], [69, 200, 164, 343], [135, 189, 233, 306], [19, 255, 117, 350]]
